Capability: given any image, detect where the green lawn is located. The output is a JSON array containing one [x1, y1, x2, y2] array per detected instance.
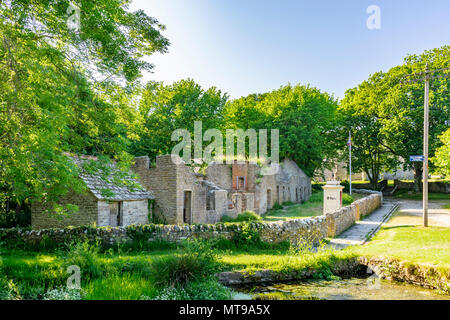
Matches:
[[262, 191, 363, 221], [348, 210, 450, 270]]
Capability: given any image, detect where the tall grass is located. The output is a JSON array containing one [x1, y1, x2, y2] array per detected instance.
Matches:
[[148, 240, 219, 288]]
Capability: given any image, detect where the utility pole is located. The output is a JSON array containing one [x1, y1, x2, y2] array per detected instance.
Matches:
[[348, 131, 352, 195], [401, 65, 450, 227], [423, 64, 429, 227]]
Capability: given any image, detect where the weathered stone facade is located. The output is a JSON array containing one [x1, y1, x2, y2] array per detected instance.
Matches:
[[132, 155, 229, 224], [31, 155, 153, 229], [133, 155, 312, 224], [32, 193, 151, 230], [31, 190, 99, 229]]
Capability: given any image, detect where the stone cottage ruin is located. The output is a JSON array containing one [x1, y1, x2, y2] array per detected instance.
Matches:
[[31, 154, 311, 229], [132, 155, 311, 224], [31, 155, 154, 229]]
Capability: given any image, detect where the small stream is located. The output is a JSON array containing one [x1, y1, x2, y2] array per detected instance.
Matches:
[[233, 278, 450, 300]]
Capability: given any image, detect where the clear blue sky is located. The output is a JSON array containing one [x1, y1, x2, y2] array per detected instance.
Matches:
[[130, 0, 450, 100]]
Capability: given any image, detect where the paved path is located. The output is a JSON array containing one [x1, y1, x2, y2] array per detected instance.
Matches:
[[328, 201, 398, 249], [390, 199, 450, 227]]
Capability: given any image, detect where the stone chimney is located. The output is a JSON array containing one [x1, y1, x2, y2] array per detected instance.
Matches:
[[133, 156, 150, 169]]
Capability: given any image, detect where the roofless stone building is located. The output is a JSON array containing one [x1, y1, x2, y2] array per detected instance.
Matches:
[[31, 154, 311, 229], [132, 155, 311, 225]]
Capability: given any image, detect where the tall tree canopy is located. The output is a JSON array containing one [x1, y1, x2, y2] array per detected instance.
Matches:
[[338, 46, 449, 189], [338, 72, 399, 186], [225, 84, 338, 177], [129, 79, 228, 162], [0, 0, 169, 210]]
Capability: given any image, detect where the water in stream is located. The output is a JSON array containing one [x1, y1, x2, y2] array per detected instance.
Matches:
[[234, 278, 450, 300]]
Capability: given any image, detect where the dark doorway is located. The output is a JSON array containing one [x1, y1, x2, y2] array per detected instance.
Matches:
[[109, 201, 123, 227], [183, 191, 192, 224], [241, 196, 247, 211]]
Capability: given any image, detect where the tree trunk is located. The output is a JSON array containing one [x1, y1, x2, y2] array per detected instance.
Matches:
[[413, 164, 422, 193], [370, 176, 379, 190], [365, 170, 378, 190]]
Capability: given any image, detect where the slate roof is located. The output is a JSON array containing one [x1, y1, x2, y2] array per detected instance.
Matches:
[[70, 156, 154, 201]]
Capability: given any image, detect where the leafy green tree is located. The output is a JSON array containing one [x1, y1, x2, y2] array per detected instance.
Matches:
[[380, 46, 449, 190], [338, 74, 399, 188], [431, 129, 450, 177], [0, 1, 169, 213], [130, 79, 228, 161], [225, 84, 338, 176], [339, 46, 449, 190]]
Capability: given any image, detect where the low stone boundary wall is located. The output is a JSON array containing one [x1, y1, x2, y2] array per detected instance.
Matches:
[[0, 216, 328, 248], [0, 192, 381, 248], [393, 180, 449, 194], [359, 256, 450, 294], [218, 256, 449, 294], [326, 190, 382, 237]]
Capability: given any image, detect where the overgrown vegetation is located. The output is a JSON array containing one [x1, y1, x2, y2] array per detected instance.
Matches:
[[220, 211, 262, 223]]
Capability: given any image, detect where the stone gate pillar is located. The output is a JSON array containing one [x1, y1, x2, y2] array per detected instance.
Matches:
[[322, 181, 344, 215]]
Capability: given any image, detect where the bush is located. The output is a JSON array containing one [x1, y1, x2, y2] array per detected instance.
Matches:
[[307, 191, 323, 203], [342, 193, 354, 206], [64, 241, 103, 281], [0, 259, 21, 300], [272, 202, 283, 210], [231, 222, 263, 248], [282, 201, 295, 206], [184, 278, 233, 300], [220, 211, 262, 223], [150, 278, 233, 300]]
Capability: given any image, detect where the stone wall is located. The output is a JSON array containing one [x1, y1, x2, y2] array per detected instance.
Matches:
[[31, 190, 98, 229], [122, 200, 149, 226], [326, 190, 382, 237], [133, 155, 229, 225], [9, 191, 382, 248], [0, 215, 328, 248], [133, 155, 178, 223], [393, 180, 449, 194], [97, 201, 110, 227]]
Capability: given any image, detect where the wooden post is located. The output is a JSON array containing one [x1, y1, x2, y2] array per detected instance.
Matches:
[[423, 64, 429, 227]]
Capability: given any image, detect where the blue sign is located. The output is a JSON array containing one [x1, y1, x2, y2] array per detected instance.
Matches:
[[410, 155, 424, 162]]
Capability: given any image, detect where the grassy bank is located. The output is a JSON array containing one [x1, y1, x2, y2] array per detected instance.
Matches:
[[0, 235, 357, 300], [348, 213, 450, 271], [262, 191, 361, 221]]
